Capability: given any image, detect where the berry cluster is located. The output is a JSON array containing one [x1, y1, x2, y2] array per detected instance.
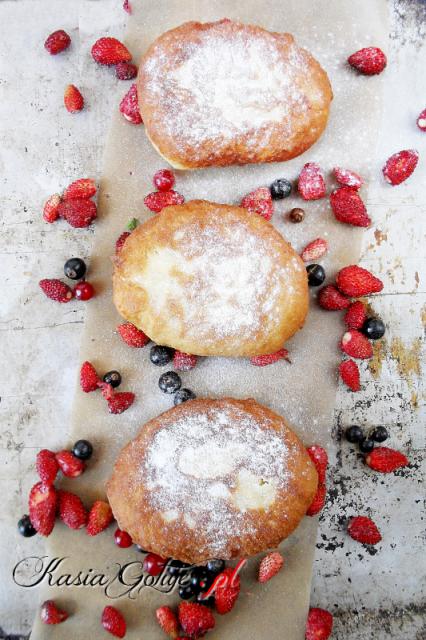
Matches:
[[43, 178, 97, 228], [80, 361, 135, 414], [39, 257, 95, 303]]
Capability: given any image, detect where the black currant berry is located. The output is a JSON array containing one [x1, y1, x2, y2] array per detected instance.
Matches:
[[270, 178, 292, 200], [362, 318, 385, 340], [206, 559, 225, 575], [345, 425, 364, 444], [103, 371, 122, 388], [370, 426, 389, 443], [159, 371, 182, 394], [174, 389, 196, 406], [18, 514, 37, 538], [359, 438, 375, 454], [64, 257, 87, 280], [150, 345, 174, 366], [179, 584, 196, 600], [307, 264, 326, 287], [72, 439, 93, 460]]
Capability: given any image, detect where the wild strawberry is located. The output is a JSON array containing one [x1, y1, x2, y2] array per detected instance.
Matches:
[[336, 265, 383, 297], [55, 450, 85, 478], [36, 449, 59, 485], [306, 483, 326, 516], [298, 162, 326, 200], [178, 602, 215, 637], [43, 193, 62, 223], [119, 83, 143, 124], [80, 361, 101, 392], [347, 516, 382, 545], [318, 285, 350, 311], [87, 500, 114, 536], [155, 606, 179, 638], [63, 178, 96, 200], [306, 446, 328, 484], [29, 482, 57, 536], [117, 322, 150, 348], [115, 61, 138, 80], [144, 190, 185, 213], [382, 149, 419, 186], [258, 551, 284, 583], [44, 30, 71, 55], [106, 391, 135, 414], [339, 360, 360, 392], [365, 447, 408, 473], [333, 167, 363, 189], [330, 186, 371, 227], [123, 0, 132, 14], [173, 351, 197, 371], [40, 600, 68, 624], [214, 567, 241, 614], [58, 490, 87, 529], [301, 238, 328, 262], [91, 37, 131, 65], [250, 348, 290, 366], [57, 198, 97, 228], [64, 84, 84, 113], [341, 330, 373, 359], [115, 231, 131, 254], [101, 605, 127, 638], [153, 169, 176, 192], [344, 301, 366, 329], [348, 47, 387, 75], [39, 279, 74, 303], [305, 607, 333, 640], [416, 108, 426, 131], [240, 187, 274, 220]]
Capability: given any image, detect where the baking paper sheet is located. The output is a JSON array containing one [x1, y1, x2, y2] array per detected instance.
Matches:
[[30, 0, 387, 637]]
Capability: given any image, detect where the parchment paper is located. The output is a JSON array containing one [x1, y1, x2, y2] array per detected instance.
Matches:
[[30, 1, 387, 637]]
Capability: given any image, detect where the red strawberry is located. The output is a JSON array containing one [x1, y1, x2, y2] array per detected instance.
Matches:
[[153, 169, 175, 192], [57, 198, 97, 228], [344, 301, 366, 329], [339, 359, 361, 392], [55, 450, 85, 478], [330, 186, 371, 227], [80, 360, 101, 392], [39, 278, 74, 303], [341, 330, 373, 359], [43, 193, 62, 223], [58, 490, 87, 529], [91, 37, 131, 65], [347, 516, 382, 545], [36, 449, 59, 485], [348, 47, 387, 75], [63, 178, 96, 200], [106, 391, 135, 414], [298, 162, 326, 200], [382, 149, 419, 186], [178, 602, 215, 637], [173, 351, 197, 371], [29, 482, 57, 536], [365, 447, 408, 473], [258, 551, 284, 583], [306, 446, 328, 484], [301, 238, 328, 262], [305, 607, 333, 640], [101, 605, 127, 638], [144, 190, 185, 213], [87, 500, 114, 536], [115, 61, 137, 80], [333, 167, 363, 189], [318, 285, 350, 311], [250, 348, 290, 367], [336, 265, 383, 297], [416, 108, 426, 131], [44, 30, 71, 55], [119, 84, 143, 124], [117, 322, 150, 348], [306, 483, 327, 516], [240, 187, 274, 220], [214, 567, 241, 614], [123, 0, 132, 14], [64, 84, 84, 113], [115, 231, 131, 254], [155, 606, 179, 638], [40, 600, 68, 624]]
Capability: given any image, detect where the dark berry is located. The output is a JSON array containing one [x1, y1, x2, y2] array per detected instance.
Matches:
[[370, 426, 389, 443], [359, 438, 375, 453], [345, 425, 364, 443], [166, 559, 187, 576], [289, 207, 305, 222], [135, 545, 147, 553], [143, 553, 167, 576], [103, 371, 122, 388], [159, 371, 182, 394], [196, 592, 215, 607], [362, 317, 385, 340], [270, 178, 292, 200], [150, 345, 174, 366], [179, 584, 196, 600], [114, 528, 133, 548], [72, 439, 93, 460], [174, 388, 196, 406], [190, 567, 212, 594], [64, 257, 87, 280], [206, 559, 225, 575], [307, 264, 326, 287], [18, 514, 37, 538], [73, 281, 95, 300]]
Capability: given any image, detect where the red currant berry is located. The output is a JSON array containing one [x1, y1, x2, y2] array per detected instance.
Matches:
[[143, 552, 167, 576], [74, 281, 95, 301], [114, 528, 133, 548], [153, 169, 175, 192]]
